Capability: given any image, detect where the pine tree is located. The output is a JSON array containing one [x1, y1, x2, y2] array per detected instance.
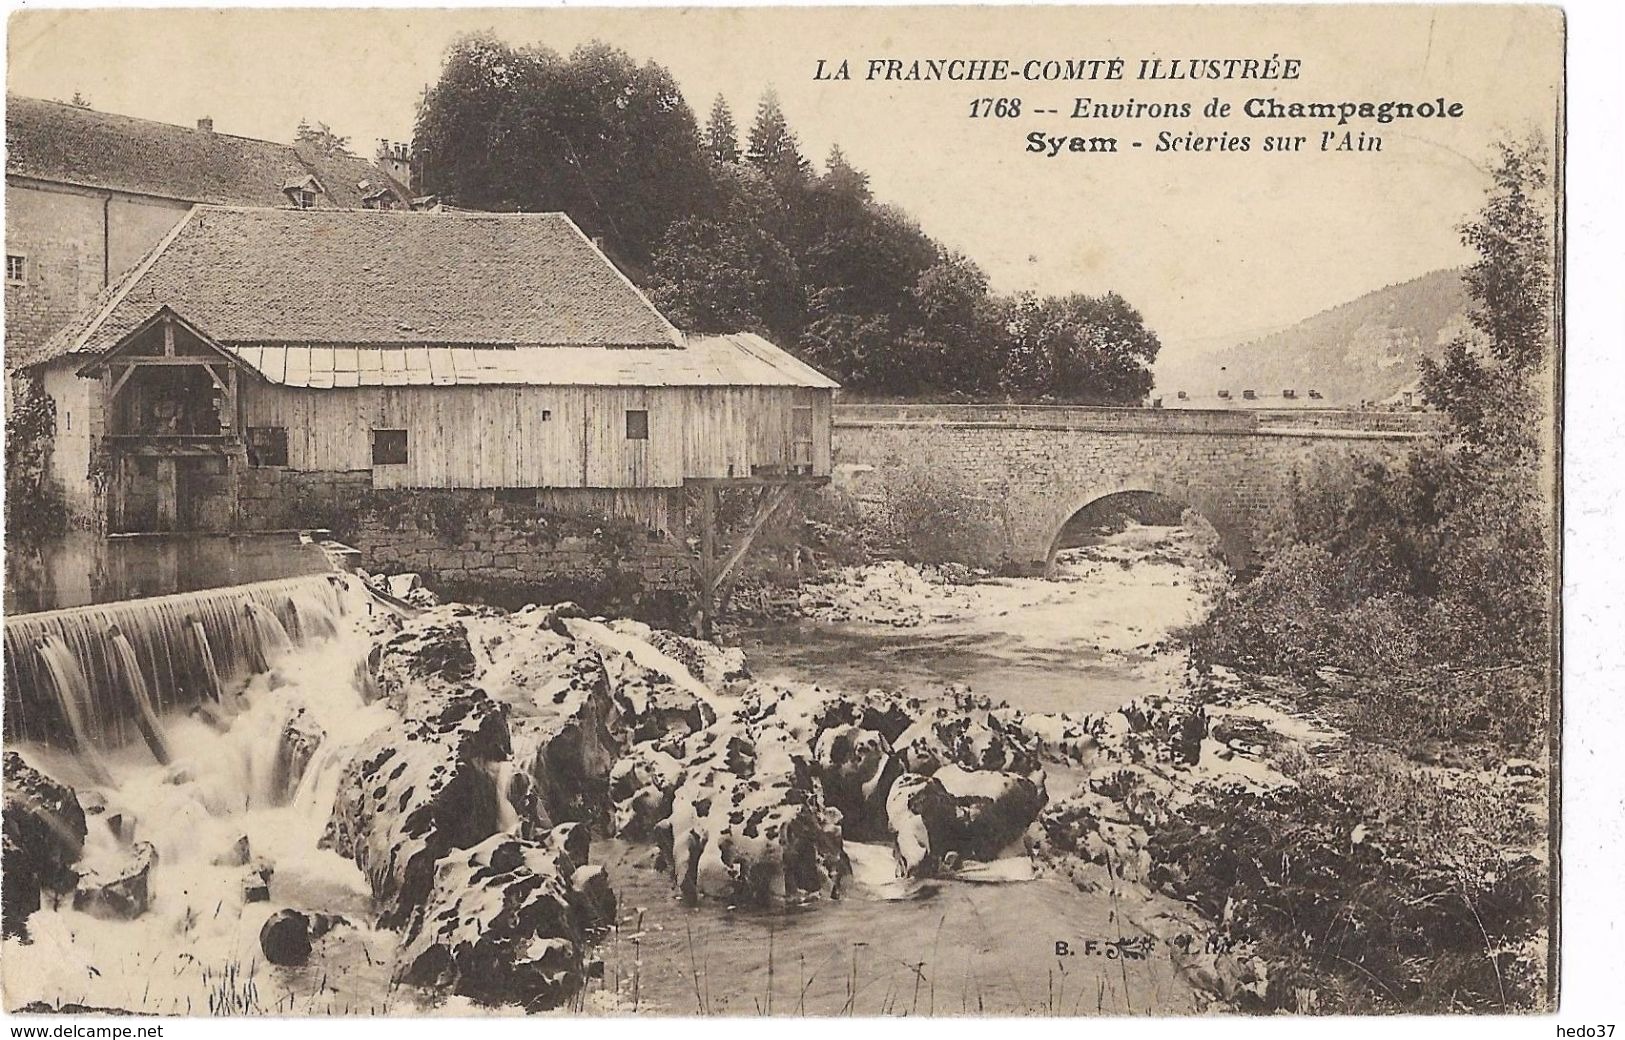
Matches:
[[705, 95, 740, 165], [745, 88, 809, 184], [822, 145, 869, 199]]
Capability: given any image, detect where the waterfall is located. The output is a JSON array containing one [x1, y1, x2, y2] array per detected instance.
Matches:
[[3, 574, 351, 751], [106, 627, 172, 765], [35, 635, 115, 786]]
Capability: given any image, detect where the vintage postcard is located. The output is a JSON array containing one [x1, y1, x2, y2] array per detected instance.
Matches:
[[1, 3, 1566, 1020]]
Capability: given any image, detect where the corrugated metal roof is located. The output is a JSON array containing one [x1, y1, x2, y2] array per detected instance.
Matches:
[[229, 334, 838, 389]]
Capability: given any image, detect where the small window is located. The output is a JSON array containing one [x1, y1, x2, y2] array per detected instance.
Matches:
[[5, 254, 25, 284], [247, 426, 289, 467], [625, 409, 649, 441], [540, 409, 552, 422], [372, 428, 408, 466]]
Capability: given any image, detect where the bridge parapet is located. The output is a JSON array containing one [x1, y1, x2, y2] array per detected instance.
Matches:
[[834, 402, 1442, 437]]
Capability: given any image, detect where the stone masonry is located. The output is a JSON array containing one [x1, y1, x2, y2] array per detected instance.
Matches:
[[831, 404, 1439, 571]]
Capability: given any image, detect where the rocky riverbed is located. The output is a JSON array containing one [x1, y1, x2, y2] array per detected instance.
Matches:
[[4, 524, 1427, 1015]]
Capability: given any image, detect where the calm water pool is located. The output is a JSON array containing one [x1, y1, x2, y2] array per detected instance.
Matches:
[[4, 531, 335, 615]]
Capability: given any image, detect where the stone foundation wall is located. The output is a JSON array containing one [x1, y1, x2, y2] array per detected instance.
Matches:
[[351, 487, 692, 627], [239, 468, 374, 535]]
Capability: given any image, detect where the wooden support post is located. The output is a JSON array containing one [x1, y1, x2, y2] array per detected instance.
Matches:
[[155, 457, 178, 531], [697, 483, 718, 640]]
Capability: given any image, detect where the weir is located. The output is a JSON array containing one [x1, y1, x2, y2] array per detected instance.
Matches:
[[3, 573, 351, 752]]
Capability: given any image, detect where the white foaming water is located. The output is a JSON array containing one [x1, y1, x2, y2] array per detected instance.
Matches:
[[3, 580, 409, 1015]]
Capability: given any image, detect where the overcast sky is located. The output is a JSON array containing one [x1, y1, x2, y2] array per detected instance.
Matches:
[[7, 5, 1561, 359]]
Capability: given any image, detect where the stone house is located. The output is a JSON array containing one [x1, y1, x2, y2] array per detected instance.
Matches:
[[4, 94, 414, 369]]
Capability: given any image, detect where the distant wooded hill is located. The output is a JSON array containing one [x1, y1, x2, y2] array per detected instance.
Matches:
[[1154, 268, 1469, 406]]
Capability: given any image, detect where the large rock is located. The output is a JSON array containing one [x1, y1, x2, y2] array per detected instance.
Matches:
[[495, 637, 622, 831], [260, 908, 313, 966], [812, 723, 899, 840], [607, 742, 684, 839], [885, 773, 960, 878], [322, 684, 512, 928], [668, 769, 847, 906], [934, 765, 1047, 860], [893, 702, 1042, 776], [395, 831, 598, 1010], [605, 655, 714, 744], [371, 608, 490, 707], [3, 753, 87, 939], [72, 842, 158, 920], [657, 720, 847, 906]]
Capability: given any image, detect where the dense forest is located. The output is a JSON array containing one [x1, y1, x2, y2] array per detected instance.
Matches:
[[413, 34, 1159, 401]]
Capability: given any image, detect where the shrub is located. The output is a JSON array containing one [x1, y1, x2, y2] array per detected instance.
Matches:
[[4, 375, 69, 543], [1147, 755, 1548, 1012]]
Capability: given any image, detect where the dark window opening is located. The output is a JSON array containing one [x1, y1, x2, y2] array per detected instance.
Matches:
[[625, 409, 649, 440], [372, 428, 409, 466], [5, 255, 25, 284], [247, 427, 289, 467], [540, 409, 552, 421]]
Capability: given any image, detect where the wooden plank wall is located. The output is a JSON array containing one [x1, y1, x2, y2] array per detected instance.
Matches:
[[240, 384, 832, 488]]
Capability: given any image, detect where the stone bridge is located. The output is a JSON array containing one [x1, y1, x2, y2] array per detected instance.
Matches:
[[831, 403, 1442, 572]]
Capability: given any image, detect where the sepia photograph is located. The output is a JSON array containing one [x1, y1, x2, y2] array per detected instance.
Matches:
[[0, 1, 1586, 1021]]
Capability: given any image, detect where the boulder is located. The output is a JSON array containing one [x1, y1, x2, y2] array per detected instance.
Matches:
[[607, 742, 684, 839], [813, 723, 899, 840], [260, 909, 313, 966], [2, 753, 87, 938], [371, 609, 486, 706], [885, 773, 960, 878], [72, 842, 158, 920], [501, 640, 622, 831], [395, 833, 592, 1010], [668, 771, 847, 906], [892, 706, 1041, 776], [322, 684, 512, 928], [934, 765, 1047, 860], [606, 656, 714, 744]]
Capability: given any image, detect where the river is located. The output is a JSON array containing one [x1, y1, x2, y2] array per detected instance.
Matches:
[[3, 524, 1227, 1016], [570, 523, 1229, 1015]]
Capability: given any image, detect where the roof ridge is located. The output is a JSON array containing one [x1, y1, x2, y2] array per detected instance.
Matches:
[[8, 92, 306, 151], [61, 206, 203, 356]]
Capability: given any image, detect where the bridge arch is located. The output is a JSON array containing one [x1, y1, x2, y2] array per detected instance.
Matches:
[[1040, 480, 1253, 576]]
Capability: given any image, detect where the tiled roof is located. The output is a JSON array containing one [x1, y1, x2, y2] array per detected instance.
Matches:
[[5, 94, 410, 209], [226, 335, 840, 389], [33, 207, 695, 365]]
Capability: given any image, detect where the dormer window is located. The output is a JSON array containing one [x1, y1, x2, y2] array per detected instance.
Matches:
[[281, 175, 322, 210]]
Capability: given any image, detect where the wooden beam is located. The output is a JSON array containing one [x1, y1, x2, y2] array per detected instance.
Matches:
[[155, 457, 178, 530], [714, 483, 795, 611], [162, 319, 175, 357], [107, 365, 137, 404], [697, 484, 718, 640], [106, 356, 233, 367], [200, 364, 228, 394], [684, 474, 830, 488]]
